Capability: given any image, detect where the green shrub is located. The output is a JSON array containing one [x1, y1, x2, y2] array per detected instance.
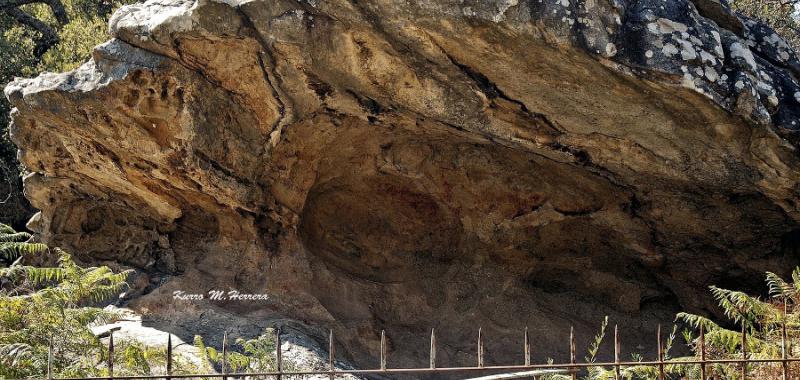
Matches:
[[0, 223, 131, 378]]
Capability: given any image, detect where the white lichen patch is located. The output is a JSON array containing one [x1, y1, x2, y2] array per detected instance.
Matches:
[[605, 42, 617, 57], [655, 18, 688, 34], [756, 81, 775, 94], [710, 32, 725, 58], [682, 73, 696, 89], [768, 95, 779, 107], [730, 42, 758, 72], [704, 66, 719, 82], [678, 39, 697, 60], [645, 50, 654, 58], [699, 50, 717, 65], [492, 0, 519, 22], [662, 43, 679, 57]]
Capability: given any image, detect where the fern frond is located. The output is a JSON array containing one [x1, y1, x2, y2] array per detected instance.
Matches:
[[767, 271, 794, 298], [0, 224, 16, 234], [25, 267, 67, 284], [791, 267, 800, 298], [676, 313, 720, 331], [709, 286, 770, 327], [0, 343, 34, 367], [0, 232, 32, 243], [585, 316, 608, 363], [0, 242, 48, 261]]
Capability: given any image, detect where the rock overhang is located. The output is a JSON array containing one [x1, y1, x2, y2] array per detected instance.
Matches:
[[5, 0, 800, 371]]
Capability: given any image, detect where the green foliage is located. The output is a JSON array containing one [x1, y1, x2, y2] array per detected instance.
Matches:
[[194, 328, 284, 374], [571, 268, 800, 379], [0, 241, 48, 264], [0, 223, 133, 379], [34, 14, 111, 74], [105, 339, 200, 377], [584, 316, 615, 380], [0, 0, 132, 228]]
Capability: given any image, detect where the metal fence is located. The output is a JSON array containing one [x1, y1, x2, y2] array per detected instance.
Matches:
[[39, 303, 798, 380]]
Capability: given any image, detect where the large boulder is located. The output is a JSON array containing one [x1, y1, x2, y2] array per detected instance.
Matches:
[[5, 0, 800, 372]]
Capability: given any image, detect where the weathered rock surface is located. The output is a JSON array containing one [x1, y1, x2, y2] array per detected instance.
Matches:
[[5, 0, 800, 375]]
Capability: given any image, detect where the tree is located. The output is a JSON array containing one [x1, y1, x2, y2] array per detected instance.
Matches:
[[0, 0, 128, 229], [1, 0, 69, 64]]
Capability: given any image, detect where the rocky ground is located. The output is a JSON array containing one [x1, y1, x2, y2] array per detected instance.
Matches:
[[94, 306, 364, 378], [5, 0, 800, 377]]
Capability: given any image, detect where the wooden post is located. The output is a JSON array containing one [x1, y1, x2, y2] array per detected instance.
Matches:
[[108, 330, 114, 379], [657, 325, 665, 380], [614, 325, 621, 380], [47, 336, 53, 380], [783, 301, 790, 380], [166, 334, 172, 380], [221, 331, 227, 380], [524, 327, 531, 367], [741, 323, 747, 380], [570, 326, 577, 380], [329, 330, 334, 380], [429, 328, 436, 369], [276, 329, 282, 380], [700, 324, 707, 380], [478, 327, 484, 368], [380, 330, 387, 371]]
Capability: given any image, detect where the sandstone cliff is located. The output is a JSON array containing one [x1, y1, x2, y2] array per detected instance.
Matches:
[[5, 0, 800, 371]]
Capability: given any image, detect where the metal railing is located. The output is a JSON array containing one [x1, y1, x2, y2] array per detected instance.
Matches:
[[39, 303, 798, 380]]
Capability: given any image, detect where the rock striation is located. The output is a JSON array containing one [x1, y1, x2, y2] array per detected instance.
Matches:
[[5, 0, 800, 372]]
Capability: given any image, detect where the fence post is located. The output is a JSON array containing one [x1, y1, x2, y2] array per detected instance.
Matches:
[[329, 329, 335, 380], [783, 301, 790, 380], [570, 326, 577, 380], [657, 324, 665, 380], [221, 331, 227, 380], [700, 324, 707, 380], [380, 330, 387, 371], [614, 325, 621, 380], [738, 322, 747, 380], [477, 327, 484, 368], [108, 330, 114, 380], [524, 327, 530, 367], [429, 328, 436, 369], [276, 328, 282, 380], [166, 334, 172, 380], [47, 336, 53, 380]]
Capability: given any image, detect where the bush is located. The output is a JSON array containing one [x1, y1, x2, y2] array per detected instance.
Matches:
[[552, 269, 800, 380], [0, 223, 131, 378]]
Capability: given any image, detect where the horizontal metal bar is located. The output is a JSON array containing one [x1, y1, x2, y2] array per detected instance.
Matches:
[[29, 357, 800, 380], [462, 369, 570, 380]]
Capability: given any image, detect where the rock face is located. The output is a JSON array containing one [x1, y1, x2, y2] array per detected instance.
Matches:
[[6, 0, 800, 373]]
